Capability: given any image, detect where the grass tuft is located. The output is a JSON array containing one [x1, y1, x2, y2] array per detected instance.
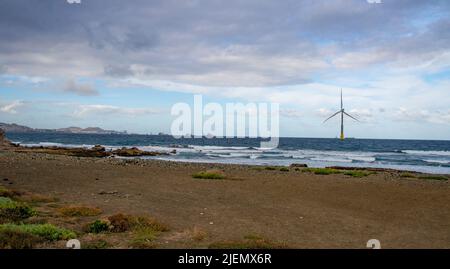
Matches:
[[302, 168, 341, 175], [264, 166, 277, 171], [419, 175, 448, 181], [0, 229, 42, 249], [302, 167, 374, 177], [0, 223, 76, 241], [192, 170, 225, 180], [0, 197, 35, 223], [279, 167, 290, 172], [129, 227, 159, 249], [86, 220, 110, 234], [400, 172, 417, 178], [343, 170, 373, 178]]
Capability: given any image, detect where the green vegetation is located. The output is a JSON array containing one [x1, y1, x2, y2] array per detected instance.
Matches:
[[86, 220, 110, 234], [59, 206, 102, 217], [83, 239, 110, 249], [302, 168, 341, 175], [279, 167, 290, 172], [192, 171, 225, 180], [0, 229, 41, 249], [0, 197, 35, 222], [400, 172, 417, 178], [0, 223, 76, 241], [264, 166, 277, 171], [129, 227, 159, 249], [0, 186, 15, 198], [419, 175, 448, 181], [343, 170, 373, 178], [302, 167, 374, 177]]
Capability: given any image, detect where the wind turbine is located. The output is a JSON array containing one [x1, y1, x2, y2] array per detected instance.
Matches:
[[323, 89, 359, 140]]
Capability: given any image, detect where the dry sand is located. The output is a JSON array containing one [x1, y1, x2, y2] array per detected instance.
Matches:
[[1, 151, 449, 248]]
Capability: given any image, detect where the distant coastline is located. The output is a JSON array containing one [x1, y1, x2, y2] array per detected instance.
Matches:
[[0, 122, 127, 135]]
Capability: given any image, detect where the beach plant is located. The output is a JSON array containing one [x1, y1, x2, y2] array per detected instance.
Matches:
[[419, 175, 448, 181], [83, 239, 110, 249], [279, 167, 290, 172], [59, 206, 102, 217], [343, 170, 373, 178], [302, 168, 373, 177], [400, 173, 416, 178], [86, 220, 110, 234], [0, 197, 35, 222], [0, 223, 76, 241], [192, 170, 225, 180], [0, 186, 15, 198], [129, 227, 159, 249], [0, 229, 42, 249], [108, 213, 132, 232], [302, 168, 341, 175], [264, 166, 277, 171]]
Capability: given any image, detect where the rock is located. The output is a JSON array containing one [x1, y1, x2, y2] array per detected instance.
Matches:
[[98, 190, 119, 195], [290, 163, 308, 168], [112, 147, 166, 157], [0, 128, 13, 148], [92, 145, 106, 152]]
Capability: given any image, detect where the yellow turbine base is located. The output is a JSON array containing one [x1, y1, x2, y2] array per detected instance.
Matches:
[[340, 132, 344, 140]]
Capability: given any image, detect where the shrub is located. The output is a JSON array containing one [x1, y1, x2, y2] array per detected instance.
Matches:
[[264, 166, 277, 171], [192, 171, 225, 180], [302, 168, 341, 175], [0, 223, 76, 241], [59, 206, 102, 217], [279, 167, 289, 172], [86, 220, 110, 234], [132, 216, 169, 232], [343, 170, 373, 178], [0, 197, 35, 222], [83, 239, 109, 249], [400, 173, 416, 178], [419, 175, 448, 181], [108, 213, 131, 232], [0, 229, 42, 249], [129, 227, 158, 249]]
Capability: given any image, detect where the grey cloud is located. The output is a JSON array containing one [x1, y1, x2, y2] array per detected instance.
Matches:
[[0, 0, 450, 86], [63, 79, 98, 96]]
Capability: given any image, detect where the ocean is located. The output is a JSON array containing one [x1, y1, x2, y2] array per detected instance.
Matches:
[[5, 132, 450, 174]]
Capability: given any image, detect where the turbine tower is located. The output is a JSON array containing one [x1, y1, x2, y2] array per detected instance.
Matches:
[[323, 89, 359, 140]]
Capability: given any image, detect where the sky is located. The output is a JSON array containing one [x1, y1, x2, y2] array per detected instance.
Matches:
[[0, 0, 450, 139]]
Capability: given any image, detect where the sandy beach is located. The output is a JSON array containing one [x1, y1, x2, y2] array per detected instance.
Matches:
[[1, 149, 449, 249]]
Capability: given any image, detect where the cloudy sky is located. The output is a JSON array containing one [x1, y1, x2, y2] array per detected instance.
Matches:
[[0, 0, 449, 139]]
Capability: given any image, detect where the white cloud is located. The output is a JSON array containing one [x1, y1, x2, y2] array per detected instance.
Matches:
[[0, 100, 24, 114], [72, 104, 161, 118], [393, 108, 450, 125]]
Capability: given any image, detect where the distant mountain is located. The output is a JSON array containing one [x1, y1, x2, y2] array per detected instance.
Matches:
[[0, 122, 127, 135]]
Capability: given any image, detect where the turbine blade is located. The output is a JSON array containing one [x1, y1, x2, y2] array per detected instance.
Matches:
[[340, 88, 343, 110], [323, 111, 341, 123], [343, 111, 359, 122]]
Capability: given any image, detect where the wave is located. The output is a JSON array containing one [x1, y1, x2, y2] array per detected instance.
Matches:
[[423, 159, 450, 164], [402, 150, 450, 156]]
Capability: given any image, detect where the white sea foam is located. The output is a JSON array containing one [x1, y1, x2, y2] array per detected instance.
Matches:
[[402, 150, 450, 156]]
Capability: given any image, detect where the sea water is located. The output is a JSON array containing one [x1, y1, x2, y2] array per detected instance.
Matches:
[[6, 132, 450, 174]]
